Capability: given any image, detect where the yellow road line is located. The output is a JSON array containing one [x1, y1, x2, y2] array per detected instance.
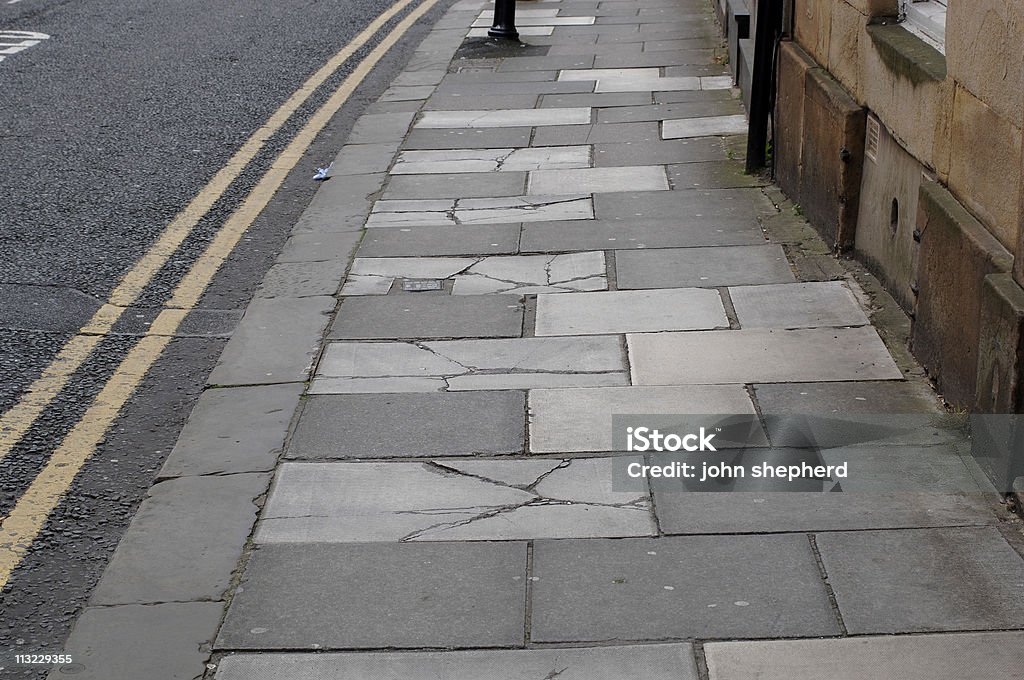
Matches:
[[0, 0, 422, 465], [0, 0, 442, 588]]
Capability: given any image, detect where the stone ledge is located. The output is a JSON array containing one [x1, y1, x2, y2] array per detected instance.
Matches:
[[866, 22, 946, 87]]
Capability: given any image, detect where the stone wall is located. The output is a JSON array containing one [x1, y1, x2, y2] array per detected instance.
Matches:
[[775, 0, 1024, 412]]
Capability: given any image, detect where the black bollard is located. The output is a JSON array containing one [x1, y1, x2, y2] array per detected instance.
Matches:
[[488, 0, 519, 40], [746, 0, 783, 173]]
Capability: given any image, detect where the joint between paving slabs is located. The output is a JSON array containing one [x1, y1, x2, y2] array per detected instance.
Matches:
[[645, 460, 665, 536], [693, 640, 711, 680], [525, 540, 535, 645], [807, 533, 850, 636], [717, 286, 740, 329], [604, 249, 618, 291]]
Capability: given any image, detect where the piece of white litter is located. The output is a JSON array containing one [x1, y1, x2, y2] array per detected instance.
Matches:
[[313, 162, 334, 181]]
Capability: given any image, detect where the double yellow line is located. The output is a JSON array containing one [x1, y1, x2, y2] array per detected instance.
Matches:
[[0, 0, 441, 588]]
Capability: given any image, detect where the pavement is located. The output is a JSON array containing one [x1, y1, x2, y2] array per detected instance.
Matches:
[[47, 0, 1024, 678]]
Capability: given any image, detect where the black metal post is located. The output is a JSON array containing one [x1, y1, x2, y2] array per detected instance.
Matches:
[[746, 0, 783, 173], [489, 0, 519, 40]]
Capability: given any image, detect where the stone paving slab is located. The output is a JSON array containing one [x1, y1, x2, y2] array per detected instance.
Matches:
[[752, 381, 967, 448], [654, 490, 997, 535], [330, 141, 402, 175], [471, 17, 596, 29], [819, 444, 991, 493], [90, 473, 268, 605], [313, 335, 626, 392], [594, 187, 775, 222], [253, 260, 347, 298], [206, 296, 335, 386], [645, 37, 720, 52], [256, 457, 654, 542], [330, 295, 523, 340], [593, 137, 727, 166], [435, 80, 596, 96], [628, 327, 904, 384], [382, 172, 528, 200], [276, 230, 361, 263], [655, 88, 737, 104], [467, 25, 556, 37], [527, 165, 669, 194], [403, 127, 533, 150], [730, 281, 869, 329], [704, 631, 1024, 680], [669, 160, 770, 189], [417, 107, 591, 128], [216, 542, 527, 649], [535, 287, 727, 335], [531, 535, 840, 641], [50, 603, 224, 680], [616, 245, 794, 289], [291, 172, 385, 233], [346, 111, 417, 143], [595, 49, 718, 69], [753, 380, 942, 414], [356, 224, 521, 257], [532, 121, 660, 145], [595, 75, 726, 93], [816, 527, 1024, 634], [424, 92, 541, 111], [215, 644, 699, 680], [547, 41, 644, 55], [520, 215, 765, 252], [497, 55, 604, 73], [539, 92, 653, 108], [158, 383, 301, 477], [378, 85, 439, 102], [440, 70, 560, 84], [597, 100, 743, 123], [366, 195, 594, 228], [341, 252, 607, 296], [663, 63, 731, 77], [662, 114, 748, 139], [529, 385, 757, 452], [391, 146, 590, 174], [286, 392, 525, 458]]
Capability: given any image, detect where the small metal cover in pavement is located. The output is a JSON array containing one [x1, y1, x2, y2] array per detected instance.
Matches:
[[402, 279, 444, 292]]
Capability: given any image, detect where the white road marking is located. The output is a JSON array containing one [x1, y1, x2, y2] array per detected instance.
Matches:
[[0, 30, 49, 62]]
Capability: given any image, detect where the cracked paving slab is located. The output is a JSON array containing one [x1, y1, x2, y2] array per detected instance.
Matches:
[[391, 145, 591, 174], [340, 252, 607, 296], [311, 335, 627, 393], [255, 457, 654, 542], [365, 195, 594, 228]]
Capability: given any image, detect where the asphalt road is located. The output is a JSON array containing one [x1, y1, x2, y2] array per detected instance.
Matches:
[[0, 0, 450, 674]]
